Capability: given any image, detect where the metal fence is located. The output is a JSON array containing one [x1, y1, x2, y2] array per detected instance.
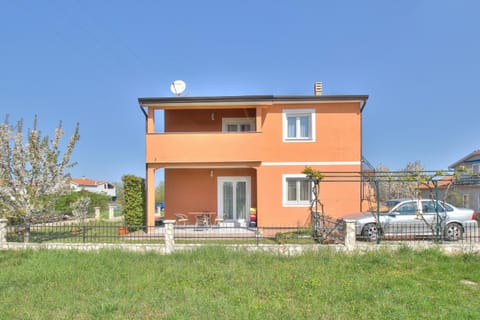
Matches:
[[4, 221, 344, 245], [6, 222, 163, 244], [355, 221, 480, 243], [171, 225, 332, 244], [4, 220, 478, 245]]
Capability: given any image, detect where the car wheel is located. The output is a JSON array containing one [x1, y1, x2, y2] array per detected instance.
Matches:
[[362, 223, 380, 242], [445, 223, 463, 241]]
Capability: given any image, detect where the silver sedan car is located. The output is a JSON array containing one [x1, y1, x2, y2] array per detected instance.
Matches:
[[344, 199, 478, 242]]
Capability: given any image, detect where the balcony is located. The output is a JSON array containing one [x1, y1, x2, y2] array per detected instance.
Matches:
[[455, 176, 480, 186], [146, 132, 262, 164]]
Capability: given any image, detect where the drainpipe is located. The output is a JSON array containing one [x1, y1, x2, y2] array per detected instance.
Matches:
[[360, 97, 368, 211], [138, 102, 148, 119], [139, 102, 150, 231]]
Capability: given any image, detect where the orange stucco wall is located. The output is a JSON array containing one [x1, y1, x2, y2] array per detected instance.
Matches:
[[147, 103, 360, 164], [258, 103, 361, 162], [165, 108, 256, 132], [256, 165, 361, 226], [164, 168, 257, 224], [145, 100, 363, 227]]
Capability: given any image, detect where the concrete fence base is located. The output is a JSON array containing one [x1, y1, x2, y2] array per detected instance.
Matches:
[[2, 241, 479, 256], [0, 219, 7, 245]]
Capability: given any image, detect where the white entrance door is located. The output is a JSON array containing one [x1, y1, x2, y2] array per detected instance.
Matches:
[[218, 177, 251, 223]]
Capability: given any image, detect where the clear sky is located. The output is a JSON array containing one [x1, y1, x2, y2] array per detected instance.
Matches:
[[1, 0, 479, 183]]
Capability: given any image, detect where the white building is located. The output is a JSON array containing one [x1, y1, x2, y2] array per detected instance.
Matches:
[[70, 177, 116, 199]]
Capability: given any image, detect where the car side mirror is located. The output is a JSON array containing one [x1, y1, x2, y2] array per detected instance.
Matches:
[[388, 211, 399, 216]]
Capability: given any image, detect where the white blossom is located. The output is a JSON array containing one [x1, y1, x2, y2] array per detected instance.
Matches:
[[0, 115, 80, 229], [70, 196, 90, 223]]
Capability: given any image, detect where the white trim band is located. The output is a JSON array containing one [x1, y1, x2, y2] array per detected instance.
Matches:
[[262, 161, 361, 166]]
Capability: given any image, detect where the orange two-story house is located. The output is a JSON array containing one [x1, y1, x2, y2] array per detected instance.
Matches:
[[139, 91, 368, 228]]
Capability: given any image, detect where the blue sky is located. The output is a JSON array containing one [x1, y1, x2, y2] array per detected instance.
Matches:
[[1, 0, 479, 183]]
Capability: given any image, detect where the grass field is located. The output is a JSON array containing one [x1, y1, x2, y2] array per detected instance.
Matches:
[[0, 247, 479, 319]]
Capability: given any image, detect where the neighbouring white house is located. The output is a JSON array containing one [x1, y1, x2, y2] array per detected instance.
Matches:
[[70, 177, 116, 199], [447, 150, 480, 211], [421, 150, 480, 211]]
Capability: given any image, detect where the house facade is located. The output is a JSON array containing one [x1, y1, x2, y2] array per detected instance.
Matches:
[[139, 91, 368, 228], [70, 177, 117, 199], [446, 150, 480, 211]]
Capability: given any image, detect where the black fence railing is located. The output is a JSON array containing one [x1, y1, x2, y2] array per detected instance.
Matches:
[[4, 220, 478, 245], [171, 225, 330, 244], [356, 221, 480, 243], [5, 221, 340, 245], [6, 222, 163, 244]]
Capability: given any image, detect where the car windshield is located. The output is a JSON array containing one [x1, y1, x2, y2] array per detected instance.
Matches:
[[381, 200, 402, 213]]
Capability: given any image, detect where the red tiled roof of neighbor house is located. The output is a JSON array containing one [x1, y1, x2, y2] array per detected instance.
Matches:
[[419, 176, 454, 189], [71, 177, 106, 186]]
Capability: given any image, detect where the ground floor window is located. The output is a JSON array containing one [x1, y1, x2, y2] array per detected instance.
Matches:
[[283, 174, 311, 206]]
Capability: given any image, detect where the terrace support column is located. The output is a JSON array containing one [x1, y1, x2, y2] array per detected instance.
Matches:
[[344, 219, 356, 250], [146, 165, 156, 231], [147, 107, 155, 133], [164, 220, 175, 254], [0, 219, 7, 244], [255, 107, 262, 132]]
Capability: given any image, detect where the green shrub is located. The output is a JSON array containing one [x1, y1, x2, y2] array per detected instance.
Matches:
[[55, 190, 111, 214], [122, 175, 145, 229]]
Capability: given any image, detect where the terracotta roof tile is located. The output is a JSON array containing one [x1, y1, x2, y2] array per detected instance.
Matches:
[[71, 178, 106, 186]]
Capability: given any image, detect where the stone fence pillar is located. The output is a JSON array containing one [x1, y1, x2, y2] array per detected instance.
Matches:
[[94, 207, 100, 219], [164, 220, 176, 254], [108, 205, 115, 220], [0, 219, 7, 244], [344, 219, 356, 250]]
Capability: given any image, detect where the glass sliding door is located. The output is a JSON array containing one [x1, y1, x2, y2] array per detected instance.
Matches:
[[222, 181, 234, 220], [218, 177, 251, 222]]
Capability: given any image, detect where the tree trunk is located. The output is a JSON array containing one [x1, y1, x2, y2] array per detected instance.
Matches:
[[24, 224, 30, 243]]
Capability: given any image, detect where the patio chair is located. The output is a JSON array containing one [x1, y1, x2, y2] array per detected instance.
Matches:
[[175, 213, 188, 225], [214, 217, 224, 226]]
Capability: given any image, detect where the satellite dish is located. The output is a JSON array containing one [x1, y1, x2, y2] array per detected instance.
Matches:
[[170, 80, 186, 96]]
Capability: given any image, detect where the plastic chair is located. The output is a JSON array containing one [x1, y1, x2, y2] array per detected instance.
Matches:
[[175, 213, 188, 225], [214, 217, 224, 226]]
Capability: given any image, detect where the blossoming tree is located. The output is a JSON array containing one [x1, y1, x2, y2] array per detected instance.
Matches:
[[0, 116, 79, 241]]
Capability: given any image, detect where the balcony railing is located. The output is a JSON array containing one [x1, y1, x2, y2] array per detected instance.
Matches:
[[146, 131, 262, 163], [455, 176, 480, 185]]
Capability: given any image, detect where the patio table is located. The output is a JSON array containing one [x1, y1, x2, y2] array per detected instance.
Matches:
[[188, 212, 215, 229]]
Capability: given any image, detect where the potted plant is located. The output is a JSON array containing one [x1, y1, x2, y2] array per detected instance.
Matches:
[[118, 226, 129, 235]]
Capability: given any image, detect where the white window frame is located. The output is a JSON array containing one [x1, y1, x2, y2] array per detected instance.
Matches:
[[472, 164, 480, 174], [282, 109, 315, 142], [282, 174, 312, 207], [222, 117, 255, 132], [217, 176, 251, 221]]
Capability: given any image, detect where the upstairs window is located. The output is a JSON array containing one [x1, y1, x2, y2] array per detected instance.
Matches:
[[283, 109, 315, 142], [222, 118, 255, 132], [472, 164, 480, 174]]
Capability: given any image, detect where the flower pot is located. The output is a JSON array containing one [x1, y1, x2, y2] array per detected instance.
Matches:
[[118, 227, 129, 235], [70, 228, 81, 234]]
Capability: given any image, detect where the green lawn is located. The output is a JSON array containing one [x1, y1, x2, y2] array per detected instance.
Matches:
[[0, 247, 479, 319]]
